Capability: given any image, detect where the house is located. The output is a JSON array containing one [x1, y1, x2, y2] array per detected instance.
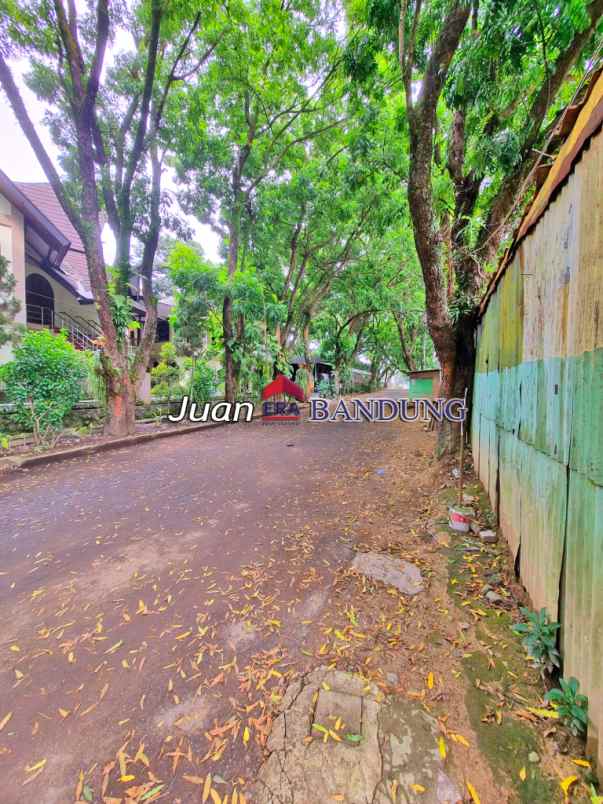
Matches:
[[0, 170, 171, 397], [407, 368, 441, 400]]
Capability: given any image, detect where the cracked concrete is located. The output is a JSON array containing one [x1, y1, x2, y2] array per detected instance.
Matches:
[[254, 667, 462, 803]]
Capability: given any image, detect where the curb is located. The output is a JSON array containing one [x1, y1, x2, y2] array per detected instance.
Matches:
[[0, 409, 266, 480]]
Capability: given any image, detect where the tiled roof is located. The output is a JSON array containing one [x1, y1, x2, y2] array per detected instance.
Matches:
[[15, 180, 172, 316], [16, 181, 93, 300]]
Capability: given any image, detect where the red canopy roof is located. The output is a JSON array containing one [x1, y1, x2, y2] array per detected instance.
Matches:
[[262, 374, 305, 402]]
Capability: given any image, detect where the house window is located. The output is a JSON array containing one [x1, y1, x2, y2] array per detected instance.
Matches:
[[26, 273, 54, 326], [155, 318, 170, 342]]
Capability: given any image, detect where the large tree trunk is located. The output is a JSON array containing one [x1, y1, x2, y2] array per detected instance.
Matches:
[[105, 367, 137, 438], [435, 313, 475, 456]]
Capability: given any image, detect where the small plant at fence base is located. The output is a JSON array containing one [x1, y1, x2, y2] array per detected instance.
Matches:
[[512, 606, 561, 677], [0, 329, 86, 447], [545, 676, 588, 737]]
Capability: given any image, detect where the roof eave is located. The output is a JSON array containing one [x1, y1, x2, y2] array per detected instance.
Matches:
[[0, 169, 71, 268]]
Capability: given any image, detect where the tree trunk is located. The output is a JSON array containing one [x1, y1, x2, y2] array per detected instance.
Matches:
[[223, 295, 236, 403], [104, 359, 137, 437], [435, 313, 475, 456]]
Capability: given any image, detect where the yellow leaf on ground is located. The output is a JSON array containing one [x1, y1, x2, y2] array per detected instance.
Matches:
[[411, 783, 426, 793], [243, 727, 250, 746], [519, 767, 526, 781], [58, 708, 70, 719], [25, 758, 47, 774], [438, 737, 446, 759], [571, 758, 590, 768], [560, 775, 577, 797], [203, 773, 212, 802], [0, 712, 13, 732], [120, 774, 135, 782], [527, 707, 559, 719], [467, 781, 481, 804], [427, 672, 434, 690]]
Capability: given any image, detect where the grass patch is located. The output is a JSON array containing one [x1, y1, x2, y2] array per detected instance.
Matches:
[[462, 652, 559, 803]]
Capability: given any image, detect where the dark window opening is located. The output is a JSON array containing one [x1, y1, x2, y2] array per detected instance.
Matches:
[[155, 319, 170, 343], [26, 273, 54, 326]]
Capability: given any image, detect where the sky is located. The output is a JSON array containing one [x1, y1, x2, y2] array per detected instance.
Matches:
[[0, 81, 221, 263]]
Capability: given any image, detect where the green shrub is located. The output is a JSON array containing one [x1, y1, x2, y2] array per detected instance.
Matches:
[[151, 343, 182, 400], [512, 607, 561, 677], [316, 377, 334, 398], [191, 361, 217, 403], [545, 677, 588, 736], [0, 329, 86, 446]]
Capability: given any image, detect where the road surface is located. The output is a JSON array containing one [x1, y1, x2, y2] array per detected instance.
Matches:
[[0, 390, 433, 803]]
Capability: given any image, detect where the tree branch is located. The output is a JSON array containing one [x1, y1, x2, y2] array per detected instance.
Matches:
[[477, 0, 603, 264], [0, 53, 82, 233]]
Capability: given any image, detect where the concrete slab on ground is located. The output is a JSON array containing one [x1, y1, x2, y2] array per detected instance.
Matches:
[[352, 551, 424, 596], [254, 667, 461, 803]]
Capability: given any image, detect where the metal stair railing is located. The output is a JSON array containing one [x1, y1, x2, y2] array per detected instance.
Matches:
[[26, 304, 99, 352]]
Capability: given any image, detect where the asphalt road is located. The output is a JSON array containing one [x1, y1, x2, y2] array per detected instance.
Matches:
[[0, 389, 420, 803]]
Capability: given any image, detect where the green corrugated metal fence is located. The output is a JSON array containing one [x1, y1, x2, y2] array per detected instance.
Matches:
[[472, 131, 603, 773]]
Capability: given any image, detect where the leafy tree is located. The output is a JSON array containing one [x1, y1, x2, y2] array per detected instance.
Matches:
[[168, 243, 223, 362], [172, 0, 342, 400], [1, 329, 86, 445], [347, 0, 603, 451], [0, 254, 21, 348], [0, 0, 222, 435]]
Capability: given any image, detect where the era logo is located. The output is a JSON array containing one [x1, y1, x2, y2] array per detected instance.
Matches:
[[261, 374, 305, 423]]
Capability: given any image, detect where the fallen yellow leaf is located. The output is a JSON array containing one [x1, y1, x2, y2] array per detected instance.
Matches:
[[519, 767, 526, 781], [203, 773, 212, 803], [570, 758, 590, 768], [0, 711, 13, 732], [411, 783, 426, 793], [25, 758, 47, 774], [427, 672, 434, 690], [438, 737, 446, 759], [560, 775, 577, 798], [467, 781, 481, 804], [527, 707, 559, 719]]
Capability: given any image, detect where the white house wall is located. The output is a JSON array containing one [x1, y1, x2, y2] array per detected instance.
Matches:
[[0, 192, 26, 364]]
